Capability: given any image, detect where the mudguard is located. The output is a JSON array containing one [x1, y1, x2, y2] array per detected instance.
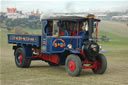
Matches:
[[18, 44, 33, 58], [66, 49, 80, 54]]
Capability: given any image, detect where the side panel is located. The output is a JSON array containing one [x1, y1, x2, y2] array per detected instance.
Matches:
[[45, 36, 83, 53], [8, 34, 41, 47]]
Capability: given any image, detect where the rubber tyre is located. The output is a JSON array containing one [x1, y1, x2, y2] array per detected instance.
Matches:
[[65, 54, 82, 76], [92, 54, 107, 74], [15, 48, 31, 68], [48, 62, 59, 66]]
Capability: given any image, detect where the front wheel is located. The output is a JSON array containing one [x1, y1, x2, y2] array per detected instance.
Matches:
[[65, 54, 82, 76], [15, 48, 31, 68], [92, 54, 107, 74]]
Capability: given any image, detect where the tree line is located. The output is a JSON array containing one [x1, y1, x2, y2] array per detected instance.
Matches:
[[0, 15, 41, 29]]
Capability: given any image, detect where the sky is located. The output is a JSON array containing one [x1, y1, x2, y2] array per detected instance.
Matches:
[[1, 0, 128, 13]]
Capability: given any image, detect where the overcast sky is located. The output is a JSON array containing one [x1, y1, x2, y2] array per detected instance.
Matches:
[[1, 0, 128, 13]]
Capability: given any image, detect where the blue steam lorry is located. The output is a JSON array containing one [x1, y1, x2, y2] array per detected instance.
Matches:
[[8, 15, 107, 76]]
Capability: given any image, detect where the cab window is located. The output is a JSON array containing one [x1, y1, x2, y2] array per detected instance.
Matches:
[[53, 20, 59, 36]]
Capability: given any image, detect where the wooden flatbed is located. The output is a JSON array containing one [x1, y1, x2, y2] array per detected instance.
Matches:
[[8, 34, 41, 47]]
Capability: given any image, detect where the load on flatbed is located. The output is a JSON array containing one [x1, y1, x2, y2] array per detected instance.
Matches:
[[8, 15, 107, 76]]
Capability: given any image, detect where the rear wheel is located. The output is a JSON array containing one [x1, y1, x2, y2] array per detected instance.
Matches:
[[65, 54, 82, 76], [15, 48, 31, 68], [92, 54, 107, 74]]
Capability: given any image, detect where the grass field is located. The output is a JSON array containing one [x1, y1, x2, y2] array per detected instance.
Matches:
[[0, 20, 128, 85]]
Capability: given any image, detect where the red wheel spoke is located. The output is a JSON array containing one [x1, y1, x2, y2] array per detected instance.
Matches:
[[95, 60, 101, 70]]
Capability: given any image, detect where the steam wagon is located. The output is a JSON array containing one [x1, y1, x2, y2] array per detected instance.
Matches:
[[8, 15, 107, 76]]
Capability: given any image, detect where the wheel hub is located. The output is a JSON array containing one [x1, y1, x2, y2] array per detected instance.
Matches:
[[68, 60, 75, 71], [18, 54, 22, 64]]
